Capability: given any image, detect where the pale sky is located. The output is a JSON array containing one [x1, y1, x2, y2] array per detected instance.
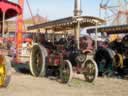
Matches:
[[9, 0, 101, 20]]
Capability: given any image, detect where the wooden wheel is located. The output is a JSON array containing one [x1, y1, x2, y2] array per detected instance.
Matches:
[[0, 55, 11, 87], [29, 44, 46, 77], [83, 58, 98, 82], [60, 60, 73, 83]]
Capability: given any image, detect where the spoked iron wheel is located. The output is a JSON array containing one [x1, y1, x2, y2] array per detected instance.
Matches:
[[29, 44, 45, 77], [0, 55, 11, 87], [83, 59, 98, 82], [60, 60, 73, 83]]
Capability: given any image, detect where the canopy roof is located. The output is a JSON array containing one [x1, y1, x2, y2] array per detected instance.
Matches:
[[87, 24, 128, 35], [28, 16, 105, 31], [0, 0, 22, 21]]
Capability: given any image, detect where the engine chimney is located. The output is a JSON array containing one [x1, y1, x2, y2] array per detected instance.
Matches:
[[74, 0, 82, 16]]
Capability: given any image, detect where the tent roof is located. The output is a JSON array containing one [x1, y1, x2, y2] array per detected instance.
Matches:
[[0, 0, 22, 21]]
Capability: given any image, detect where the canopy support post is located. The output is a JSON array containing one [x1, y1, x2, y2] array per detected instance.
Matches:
[[76, 20, 80, 49], [2, 11, 5, 38], [95, 22, 98, 50]]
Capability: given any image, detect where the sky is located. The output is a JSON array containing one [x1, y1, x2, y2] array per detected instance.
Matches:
[[9, 0, 101, 20]]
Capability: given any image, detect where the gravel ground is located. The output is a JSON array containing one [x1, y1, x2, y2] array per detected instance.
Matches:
[[0, 69, 128, 96]]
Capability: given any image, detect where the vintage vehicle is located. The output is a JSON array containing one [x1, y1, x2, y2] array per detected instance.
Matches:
[[27, 16, 105, 83], [87, 24, 128, 77], [0, 0, 21, 87]]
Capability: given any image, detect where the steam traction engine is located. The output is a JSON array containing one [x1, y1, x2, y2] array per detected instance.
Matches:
[[87, 25, 128, 77], [27, 16, 105, 83], [29, 33, 98, 83]]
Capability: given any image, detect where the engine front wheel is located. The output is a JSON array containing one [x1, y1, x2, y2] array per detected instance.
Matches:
[[60, 60, 73, 83], [83, 58, 98, 82]]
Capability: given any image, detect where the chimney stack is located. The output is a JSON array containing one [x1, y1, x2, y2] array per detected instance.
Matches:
[[74, 0, 82, 16]]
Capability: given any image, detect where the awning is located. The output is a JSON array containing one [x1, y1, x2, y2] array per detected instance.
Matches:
[[0, 0, 22, 20], [28, 16, 105, 31], [87, 24, 128, 35]]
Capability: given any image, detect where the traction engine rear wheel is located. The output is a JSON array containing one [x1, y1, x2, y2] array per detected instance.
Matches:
[[83, 58, 98, 82], [29, 44, 45, 77], [60, 60, 73, 83]]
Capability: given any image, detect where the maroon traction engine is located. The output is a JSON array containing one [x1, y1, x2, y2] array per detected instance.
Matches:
[[27, 16, 105, 83]]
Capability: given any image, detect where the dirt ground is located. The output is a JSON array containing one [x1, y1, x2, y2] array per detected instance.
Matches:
[[0, 69, 128, 96]]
